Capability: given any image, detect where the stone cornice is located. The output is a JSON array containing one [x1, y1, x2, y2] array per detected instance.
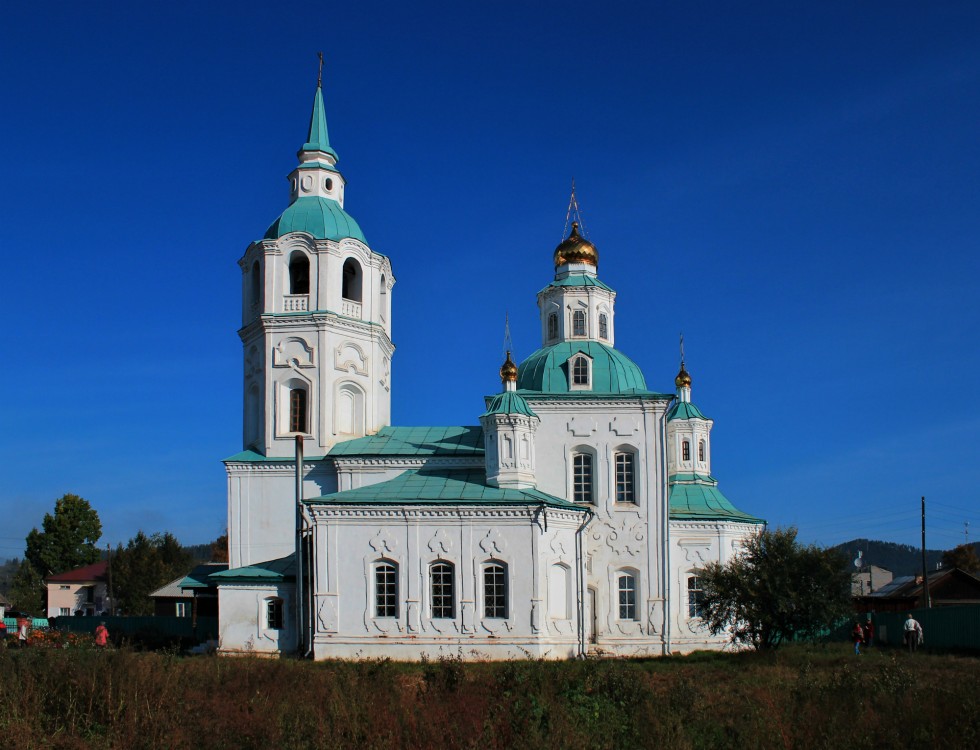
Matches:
[[308, 506, 584, 523], [669, 520, 761, 532], [331, 456, 484, 470]]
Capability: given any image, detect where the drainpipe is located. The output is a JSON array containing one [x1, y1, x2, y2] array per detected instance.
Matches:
[[661, 398, 674, 655], [575, 507, 595, 658], [295, 435, 304, 655], [302, 503, 315, 658]]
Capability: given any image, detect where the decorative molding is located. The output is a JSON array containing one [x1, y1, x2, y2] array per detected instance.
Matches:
[[369, 528, 399, 555], [273, 337, 315, 368], [609, 416, 640, 436], [427, 529, 454, 554], [591, 518, 645, 557], [478, 529, 506, 556], [334, 341, 368, 375], [567, 417, 597, 437]]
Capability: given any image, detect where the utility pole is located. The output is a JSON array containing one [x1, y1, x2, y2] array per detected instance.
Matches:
[[921, 496, 931, 609]]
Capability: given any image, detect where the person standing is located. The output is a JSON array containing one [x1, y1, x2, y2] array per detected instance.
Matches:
[[903, 613, 923, 654], [94, 621, 109, 649], [17, 617, 29, 648], [851, 621, 864, 655], [863, 615, 875, 649]]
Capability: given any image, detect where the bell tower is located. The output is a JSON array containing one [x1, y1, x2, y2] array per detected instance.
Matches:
[[237, 68, 395, 458]]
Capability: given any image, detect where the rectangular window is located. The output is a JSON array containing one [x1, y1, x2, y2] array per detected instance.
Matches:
[[431, 562, 455, 619], [682, 441, 691, 461], [548, 313, 558, 340], [698, 441, 705, 462], [175, 602, 189, 618], [572, 310, 586, 336], [573, 453, 593, 503], [59, 608, 70, 617], [688, 576, 705, 618], [618, 573, 637, 620], [484, 564, 508, 619], [599, 313, 608, 340], [572, 357, 589, 386], [375, 563, 398, 618], [289, 389, 307, 433], [266, 598, 284, 630], [59, 585, 71, 590], [615, 452, 635, 503]]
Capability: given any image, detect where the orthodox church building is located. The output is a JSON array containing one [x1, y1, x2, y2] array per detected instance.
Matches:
[[212, 76, 764, 659]]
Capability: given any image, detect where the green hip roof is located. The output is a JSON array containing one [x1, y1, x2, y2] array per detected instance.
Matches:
[[265, 195, 366, 243], [539, 273, 615, 293], [210, 556, 295, 584], [668, 481, 764, 523], [306, 468, 587, 511], [328, 426, 485, 457], [481, 391, 538, 418], [667, 401, 709, 421], [517, 341, 650, 394]]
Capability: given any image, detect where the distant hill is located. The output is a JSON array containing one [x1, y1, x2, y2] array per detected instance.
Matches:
[[831, 539, 980, 577]]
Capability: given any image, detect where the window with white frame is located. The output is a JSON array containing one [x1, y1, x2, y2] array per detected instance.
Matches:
[[682, 440, 691, 461], [288, 253, 310, 295], [483, 562, 508, 619], [688, 576, 705, 618], [573, 452, 594, 503], [615, 452, 636, 503], [175, 601, 190, 618], [571, 356, 590, 387], [572, 309, 586, 336], [430, 561, 455, 619], [548, 312, 558, 340], [618, 572, 638, 620], [375, 561, 398, 618], [265, 597, 284, 630], [289, 388, 308, 433], [599, 313, 608, 340]]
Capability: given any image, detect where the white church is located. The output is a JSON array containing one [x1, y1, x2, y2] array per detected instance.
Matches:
[[210, 75, 764, 659]]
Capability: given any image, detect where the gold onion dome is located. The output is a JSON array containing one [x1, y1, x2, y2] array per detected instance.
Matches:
[[553, 222, 598, 267], [500, 351, 519, 382], [675, 363, 692, 388]]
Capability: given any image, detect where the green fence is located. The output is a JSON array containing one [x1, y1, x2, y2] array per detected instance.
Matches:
[[2, 618, 49, 631], [867, 606, 980, 651], [53, 615, 219, 642]]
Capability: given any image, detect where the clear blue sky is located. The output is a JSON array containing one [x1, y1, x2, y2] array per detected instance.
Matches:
[[2, 1, 978, 560]]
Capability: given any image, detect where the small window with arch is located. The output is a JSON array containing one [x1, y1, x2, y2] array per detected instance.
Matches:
[[483, 562, 508, 619], [572, 452, 594, 504], [698, 440, 705, 462], [571, 356, 589, 387], [375, 561, 398, 618], [614, 451, 635, 503], [548, 312, 558, 340], [599, 312, 608, 340], [618, 572, 638, 620], [342, 258, 362, 302], [289, 388, 308, 433], [688, 576, 705, 619], [288, 254, 310, 295], [430, 561, 455, 619]]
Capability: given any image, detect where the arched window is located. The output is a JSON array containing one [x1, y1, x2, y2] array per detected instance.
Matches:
[[430, 561, 455, 619], [571, 356, 590, 387], [614, 451, 635, 504], [547, 312, 558, 340], [688, 576, 705, 619], [289, 388, 307, 433], [682, 440, 691, 462], [336, 382, 364, 436], [380, 274, 387, 321], [572, 309, 586, 336], [265, 597, 284, 629], [698, 440, 705, 462], [342, 258, 362, 302], [572, 452, 594, 504], [599, 313, 608, 340], [375, 561, 398, 618], [618, 572, 637, 620], [483, 562, 508, 619], [288, 253, 309, 295], [250, 261, 261, 309]]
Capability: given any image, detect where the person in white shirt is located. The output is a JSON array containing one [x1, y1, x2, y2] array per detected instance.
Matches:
[[903, 613, 923, 653]]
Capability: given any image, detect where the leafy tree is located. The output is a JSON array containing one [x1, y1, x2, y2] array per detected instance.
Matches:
[[8, 559, 45, 615], [24, 493, 102, 577], [111, 532, 193, 615], [941, 543, 980, 574], [210, 533, 229, 563], [697, 527, 853, 650]]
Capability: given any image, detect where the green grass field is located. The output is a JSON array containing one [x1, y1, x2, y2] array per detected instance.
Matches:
[[1, 643, 977, 749]]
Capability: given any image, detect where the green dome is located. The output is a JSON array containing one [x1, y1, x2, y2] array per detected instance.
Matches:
[[482, 391, 537, 418], [517, 341, 648, 394], [265, 196, 367, 243]]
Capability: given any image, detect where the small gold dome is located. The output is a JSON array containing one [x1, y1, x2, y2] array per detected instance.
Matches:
[[500, 351, 518, 383], [553, 222, 598, 268], [675, 363, 692, 388]]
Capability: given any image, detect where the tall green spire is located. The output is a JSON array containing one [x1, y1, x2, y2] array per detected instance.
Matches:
[[301, 79, 338, 160]]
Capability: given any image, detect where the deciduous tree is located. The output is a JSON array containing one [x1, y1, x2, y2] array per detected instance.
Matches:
[[941, 543, 980, 574], [697, 527, 852, 650], [24, 493, 102, 577]]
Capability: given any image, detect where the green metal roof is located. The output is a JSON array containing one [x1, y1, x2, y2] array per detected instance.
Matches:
[[517, 341, 650, 394], [482, 391, 537, 418], [667, 401, 709, 421], [265, 195, 366, 243], [223, 449, 327, 463], [668, 481, 764, 523], [329, 426, 484, 457], [179, 562, 229, 589], [306, 468, 587, 511], [209, 556, 295, 584], [301, 85, 338, 159], [539, 273, 614, 294]]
